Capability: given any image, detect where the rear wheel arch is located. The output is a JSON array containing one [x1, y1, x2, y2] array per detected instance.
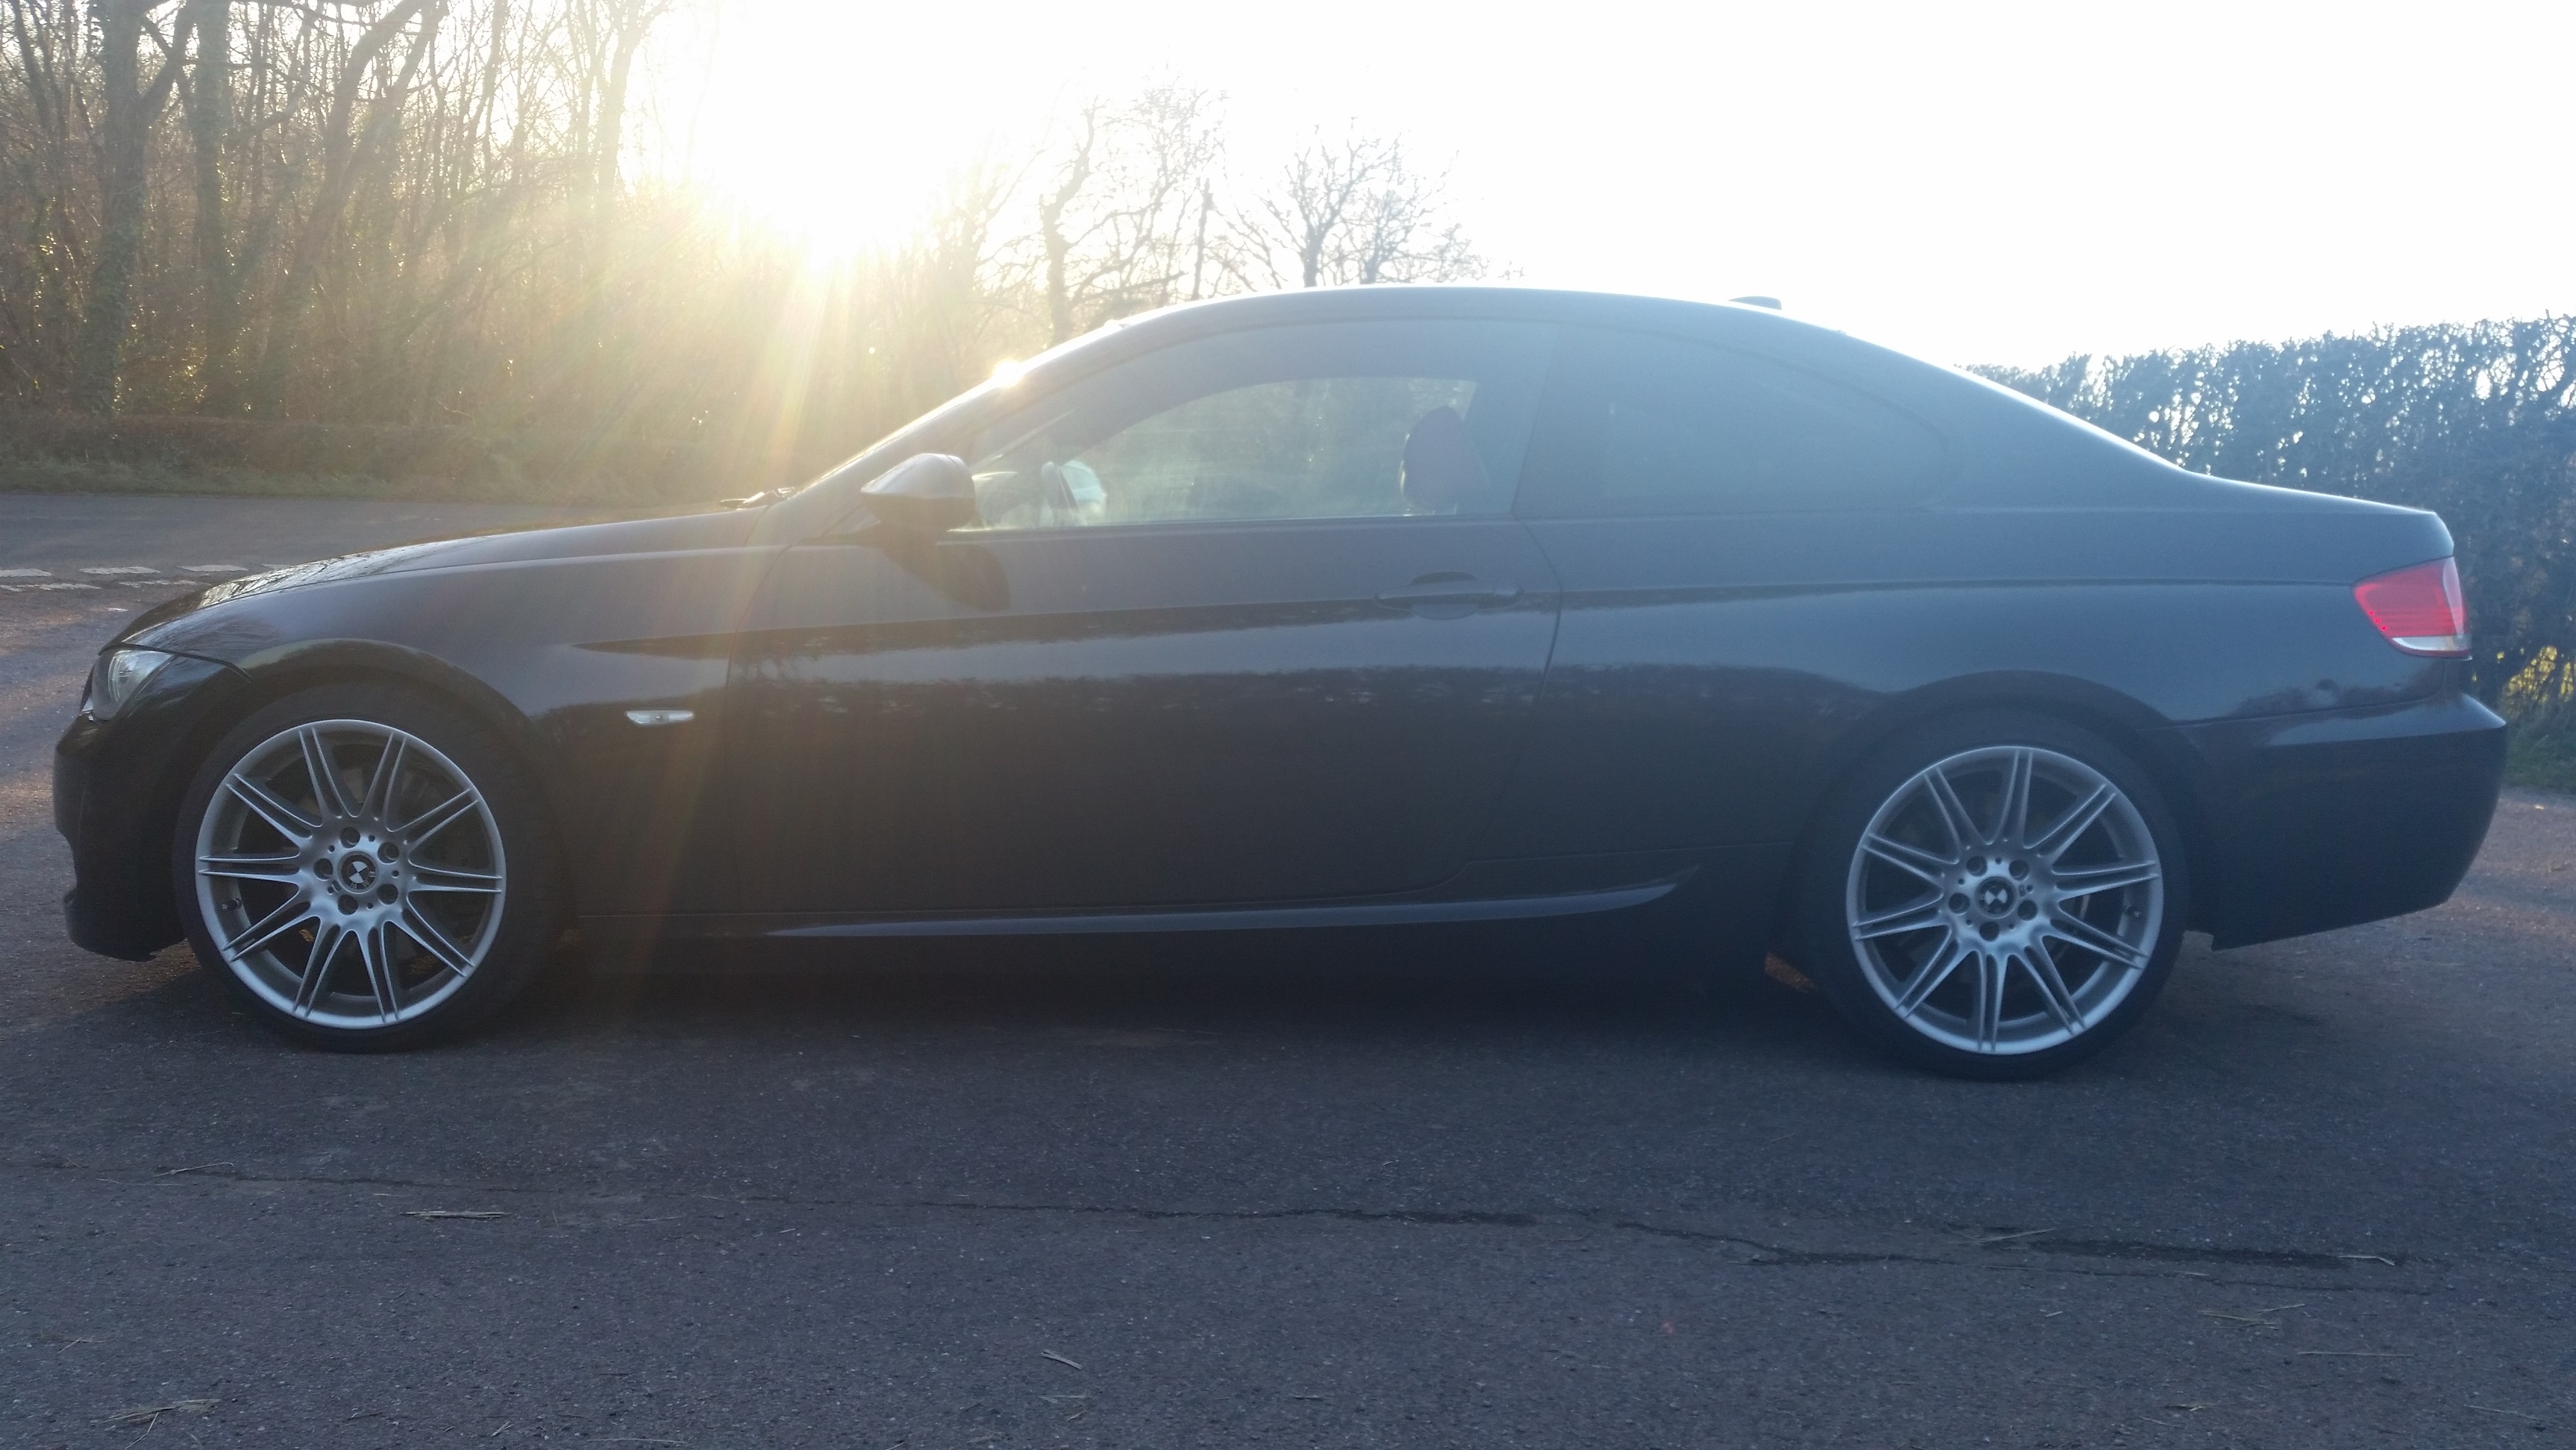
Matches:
[[1782, 706, 2191, 1076], [1776, 678, 2219, 949]]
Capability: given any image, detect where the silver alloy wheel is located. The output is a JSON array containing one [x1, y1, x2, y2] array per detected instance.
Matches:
[[193, 719, 507, 1030], [1843, 745, 2163, 1055]]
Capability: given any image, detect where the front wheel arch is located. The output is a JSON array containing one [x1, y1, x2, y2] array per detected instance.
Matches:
[[142, 647, 575, 947], [223, 641, 553, 773]]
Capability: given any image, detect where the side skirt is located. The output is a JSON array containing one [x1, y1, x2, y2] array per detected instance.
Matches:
[[579, 875, 1702, 951], [766, 882, 1676, 940]]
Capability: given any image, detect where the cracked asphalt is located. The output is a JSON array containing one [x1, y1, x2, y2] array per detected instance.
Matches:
[[3, 496, 2572, 1448]]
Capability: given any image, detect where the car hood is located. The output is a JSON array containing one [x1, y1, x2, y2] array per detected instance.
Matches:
[[117, 506, 767, 646]]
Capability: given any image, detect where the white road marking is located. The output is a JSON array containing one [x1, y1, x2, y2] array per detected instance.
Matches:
[[3, 563, 278, 595]]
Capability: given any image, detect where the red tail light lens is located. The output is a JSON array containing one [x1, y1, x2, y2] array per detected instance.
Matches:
[[2353, 557, 2469, 657]]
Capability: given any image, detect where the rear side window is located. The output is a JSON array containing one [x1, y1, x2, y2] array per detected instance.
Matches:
[[1517, 328, 1946, 516]]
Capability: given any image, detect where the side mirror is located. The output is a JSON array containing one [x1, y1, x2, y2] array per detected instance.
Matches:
[[858, 453, 979, 536]]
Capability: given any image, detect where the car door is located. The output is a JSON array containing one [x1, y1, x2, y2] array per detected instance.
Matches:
[[725, 318, 1563, 915], [1485, 325, 1952, 857]]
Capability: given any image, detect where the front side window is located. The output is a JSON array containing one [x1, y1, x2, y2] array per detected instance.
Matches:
[[1518, 328, 1948, 516], [958, 321, 1553, 531]]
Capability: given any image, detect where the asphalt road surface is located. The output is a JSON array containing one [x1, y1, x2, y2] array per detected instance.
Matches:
[[2, 493, 2571, 1449], [0, 492, 636, 578]]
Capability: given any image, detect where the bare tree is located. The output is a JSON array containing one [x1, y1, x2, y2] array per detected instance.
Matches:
[[69, 0, 189, 413], [1229, 131, 1482, 290], [0, 13, 1493, 471], [1340, 163, 1482, 284], [175, 0, 242, 410], [3, 0, 90, 396], [569, 0, 672, 263], [1027, 85, 1222, 343], [246, 0, 444, 416]]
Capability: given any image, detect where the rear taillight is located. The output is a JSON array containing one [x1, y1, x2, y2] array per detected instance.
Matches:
[[2353, 557, 2469, 657]]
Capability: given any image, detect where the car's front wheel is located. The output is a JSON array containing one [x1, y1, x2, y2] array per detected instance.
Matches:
[[173, 682, 564, 1049], [1793, 711, 2187, 1078]]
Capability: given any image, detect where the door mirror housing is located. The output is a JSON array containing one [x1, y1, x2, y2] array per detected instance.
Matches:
[[859, 453, 979, 536]]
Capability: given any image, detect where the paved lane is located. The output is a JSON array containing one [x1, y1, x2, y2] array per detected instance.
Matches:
[[1, 497, 2569, 1449], [0, 491, 638, 584]]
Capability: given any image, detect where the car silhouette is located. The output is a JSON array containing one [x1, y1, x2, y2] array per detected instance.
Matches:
[[54, 287, 2504, 1075]]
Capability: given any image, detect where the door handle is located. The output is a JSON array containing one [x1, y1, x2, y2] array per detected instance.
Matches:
[[1376, 573, 1523, 616]]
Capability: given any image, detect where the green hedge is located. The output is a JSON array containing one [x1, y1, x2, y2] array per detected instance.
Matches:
[[1972, 317, 2576, 710]]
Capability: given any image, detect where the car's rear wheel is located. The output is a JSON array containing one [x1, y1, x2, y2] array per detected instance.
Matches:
[[173, 682, 564, 1050], [1793, 711, 2187, 1078]]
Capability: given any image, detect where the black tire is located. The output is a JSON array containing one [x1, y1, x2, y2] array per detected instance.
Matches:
[[172, 680, 566, 1051], [1790, 710, 2189, 1080]]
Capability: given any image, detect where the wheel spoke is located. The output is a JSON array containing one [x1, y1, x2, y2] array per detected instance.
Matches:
[[1853, 897, 1947, 940], [2031, 783, 2116, 863], [298, 727, 355, 819], [224, 891, 317, 963], [1893, 933, 1970, 1016], [2023, 943, 2084, 1034], [2052, 860, 2160, 898], [198, 851, 306, 885], [360, 735, 407, 820], [396, 904, 479, 979], [1971, 949, 2007, 1050], [357, 922, 401, 1020], [395, 787, 477, 847], [1863, 832, 1955, 886], [408, 862, 502, 895], [226, 774, 318, 841], [1998, 749, 2034, 848], [292, 922, 345, 1012], [2044, 910, 2150, 972], [1923, 768, 1982, 853]]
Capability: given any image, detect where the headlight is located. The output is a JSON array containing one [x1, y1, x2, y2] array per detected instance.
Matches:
[[86, 647, 177, 720]]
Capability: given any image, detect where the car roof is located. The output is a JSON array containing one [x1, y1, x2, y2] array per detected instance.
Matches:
[[1088, 285, 1802, 355], [1035, 286, 2017, 451]]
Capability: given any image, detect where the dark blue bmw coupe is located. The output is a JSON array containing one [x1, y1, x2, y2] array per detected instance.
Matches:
[[54, 287, 2504, 1075]]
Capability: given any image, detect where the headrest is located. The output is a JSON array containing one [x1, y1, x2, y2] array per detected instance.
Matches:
[[1400, 407, 1488, 514]]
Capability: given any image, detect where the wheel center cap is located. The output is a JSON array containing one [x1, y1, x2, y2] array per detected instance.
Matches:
[[339, 854, 379, 891], [1976, 878, 2015, 916]]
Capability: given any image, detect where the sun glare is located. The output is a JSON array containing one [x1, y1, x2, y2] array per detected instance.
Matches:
[[665, 1, 1001, 254], [640, 0, 2576, 363], [681, 116, 938, 255]]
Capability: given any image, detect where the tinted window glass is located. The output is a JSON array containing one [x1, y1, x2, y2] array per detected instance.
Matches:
[[958, 320, 1552, 531], [1518, 328, 1946, 516]]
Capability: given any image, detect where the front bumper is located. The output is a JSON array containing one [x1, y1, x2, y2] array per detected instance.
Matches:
[[55, 654, 250, 960], [2178, 690, 2505, 949]]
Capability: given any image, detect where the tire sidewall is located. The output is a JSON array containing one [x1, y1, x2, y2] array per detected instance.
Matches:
[[172, 680, 563, 1051], [1793, 710, 2190, 1080]]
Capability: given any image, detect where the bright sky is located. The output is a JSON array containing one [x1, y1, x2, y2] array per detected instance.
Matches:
[[659, 0, 2574, 369]]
